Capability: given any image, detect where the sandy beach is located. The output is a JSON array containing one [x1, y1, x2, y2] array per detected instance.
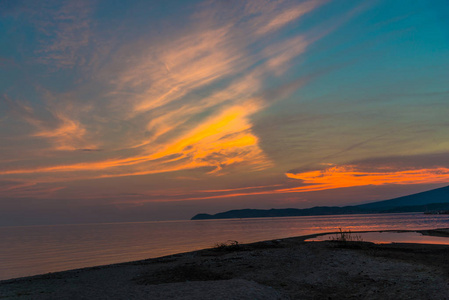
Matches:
[[1, 229, 449, 300]]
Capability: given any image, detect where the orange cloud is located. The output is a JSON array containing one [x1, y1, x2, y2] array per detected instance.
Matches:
[[6, 93, 96, 152], [33, 112, 89, 151], [0, 100, 270, 180], [285, 165, 449, 192], [199, 184, 283, 193], [140, 165, 449, 202], [146, 100, 270, 171]]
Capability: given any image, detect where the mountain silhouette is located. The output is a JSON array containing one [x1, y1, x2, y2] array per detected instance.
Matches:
[[191, 185, 449, 220]]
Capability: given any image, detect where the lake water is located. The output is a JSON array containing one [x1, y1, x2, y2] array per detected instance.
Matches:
[[1, 213, 449, 280]]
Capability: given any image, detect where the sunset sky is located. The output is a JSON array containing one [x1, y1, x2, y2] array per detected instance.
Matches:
[[1, 0, 448, 226]]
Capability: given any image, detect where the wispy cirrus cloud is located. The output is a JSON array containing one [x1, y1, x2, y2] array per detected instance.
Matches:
[[0, 100, 269, 179], [0, 179, 65, 199], [122, 26, 245, 114], [255, 0, 324, 35], [0, 0, 343, 208], [3, 94, 96, 151], [1, 0, 326, 185], [106, 0, 323, 118], [33, 112, 89, 151]]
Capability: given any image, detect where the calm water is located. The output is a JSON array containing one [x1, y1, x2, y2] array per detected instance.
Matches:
[[1, 213, 449, 280], [307, 231, 449, 244]]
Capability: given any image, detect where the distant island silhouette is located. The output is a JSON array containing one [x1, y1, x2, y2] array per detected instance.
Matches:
[[191, 185, 449, 220]]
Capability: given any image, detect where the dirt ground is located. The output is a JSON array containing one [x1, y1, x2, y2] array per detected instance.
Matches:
[[1, 230, 449, 299]]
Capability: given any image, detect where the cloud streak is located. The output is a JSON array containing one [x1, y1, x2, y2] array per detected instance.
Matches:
[[4, 94, 95, 151], [285, 165, 449, 192], [132, 164, 449, 202], [256, 0, 323, 35], [0, 100, 269, 179]]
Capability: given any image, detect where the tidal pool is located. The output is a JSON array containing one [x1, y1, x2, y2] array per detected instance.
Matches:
[[306, 231, 449, 245]]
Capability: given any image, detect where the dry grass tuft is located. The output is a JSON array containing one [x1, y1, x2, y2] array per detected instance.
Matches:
[[213, 240, 240, 251], [330, 228, 363, 242]]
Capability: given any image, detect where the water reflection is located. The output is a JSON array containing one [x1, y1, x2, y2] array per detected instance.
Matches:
[[306, 231, 449, 245]]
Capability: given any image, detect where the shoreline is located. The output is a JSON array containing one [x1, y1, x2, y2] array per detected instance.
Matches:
[[2, 229, 449, 299], [1, 228, 446, 282], [3, 228, 449, 281]]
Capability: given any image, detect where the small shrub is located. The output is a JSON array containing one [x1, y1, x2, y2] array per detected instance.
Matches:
[[213, 240, 240, 251], [331, 228, 363, 242]]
